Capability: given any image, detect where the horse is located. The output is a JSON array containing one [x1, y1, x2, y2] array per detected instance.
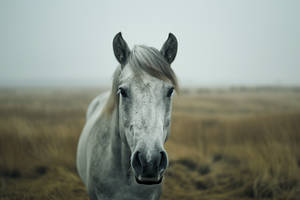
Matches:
[[76, 32, 178, 200]]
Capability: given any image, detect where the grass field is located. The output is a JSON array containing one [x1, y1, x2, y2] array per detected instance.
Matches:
[[1, 87, 300, 200]]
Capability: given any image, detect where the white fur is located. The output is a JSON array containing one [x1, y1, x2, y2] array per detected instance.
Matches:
[[76, 44, 176, 200]]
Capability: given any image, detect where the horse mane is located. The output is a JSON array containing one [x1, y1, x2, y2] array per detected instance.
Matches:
[[102, 45, 178, 115]]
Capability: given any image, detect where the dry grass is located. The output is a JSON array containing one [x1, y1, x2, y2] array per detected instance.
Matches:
[[0, 87, 300, 200]]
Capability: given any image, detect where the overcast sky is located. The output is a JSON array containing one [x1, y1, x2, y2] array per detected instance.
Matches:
[[0, 0, 299, 87]]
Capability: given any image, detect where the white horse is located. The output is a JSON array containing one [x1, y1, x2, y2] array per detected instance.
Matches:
[[76, 32, 178, 200]]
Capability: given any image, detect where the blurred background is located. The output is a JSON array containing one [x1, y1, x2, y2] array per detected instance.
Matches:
[[1, 0, 300, 200], [1, 0, 300, 87]]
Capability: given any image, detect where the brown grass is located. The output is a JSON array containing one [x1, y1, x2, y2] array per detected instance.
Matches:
[[0, 87, 300, 200]]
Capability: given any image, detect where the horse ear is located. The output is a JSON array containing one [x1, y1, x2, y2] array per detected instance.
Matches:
[[113, 32, 130, 66], [160, 33, 178, 64]]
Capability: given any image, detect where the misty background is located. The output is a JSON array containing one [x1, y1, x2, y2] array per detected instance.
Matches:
[[0, 0, 299, 87]]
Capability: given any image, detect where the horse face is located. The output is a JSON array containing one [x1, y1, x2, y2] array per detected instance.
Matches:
[[118, 66, 174, 185], [113, 32, 178, 185]]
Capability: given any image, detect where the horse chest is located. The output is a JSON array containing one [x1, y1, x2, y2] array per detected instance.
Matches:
[[92, 178, 161, 200], [89, 155, 161, 200]]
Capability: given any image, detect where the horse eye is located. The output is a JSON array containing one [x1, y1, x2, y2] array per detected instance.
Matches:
[[167, 87, 174, 97], [118, 87, 128, 98]]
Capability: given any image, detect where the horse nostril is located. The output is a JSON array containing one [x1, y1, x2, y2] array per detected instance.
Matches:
[[132, 151, 143, 174], [129, 125, 133, 132], [159, 151, 168, 171]]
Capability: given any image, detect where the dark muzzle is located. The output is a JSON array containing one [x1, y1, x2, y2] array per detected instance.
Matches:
[[132, 150, 168, 185]]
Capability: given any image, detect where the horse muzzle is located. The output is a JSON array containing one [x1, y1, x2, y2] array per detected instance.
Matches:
[[131, 150, 168, 185]]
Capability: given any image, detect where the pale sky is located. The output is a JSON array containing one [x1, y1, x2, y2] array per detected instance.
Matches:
[[0, 0, 299, 87]]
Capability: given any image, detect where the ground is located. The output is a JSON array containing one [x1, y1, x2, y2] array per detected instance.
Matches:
[[0, 87, 300, 200]]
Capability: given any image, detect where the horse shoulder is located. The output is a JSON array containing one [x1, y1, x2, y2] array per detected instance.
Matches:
[[76, 91, 111, 185]]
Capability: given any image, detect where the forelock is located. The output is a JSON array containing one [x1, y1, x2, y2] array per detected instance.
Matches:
[[128, 45, 178, 90]]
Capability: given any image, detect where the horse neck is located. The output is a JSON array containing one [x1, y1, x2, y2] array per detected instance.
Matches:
[[109, 105, 131, 178]]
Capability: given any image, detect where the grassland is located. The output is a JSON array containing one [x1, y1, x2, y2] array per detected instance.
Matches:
[[0, 87, 300, 200]]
